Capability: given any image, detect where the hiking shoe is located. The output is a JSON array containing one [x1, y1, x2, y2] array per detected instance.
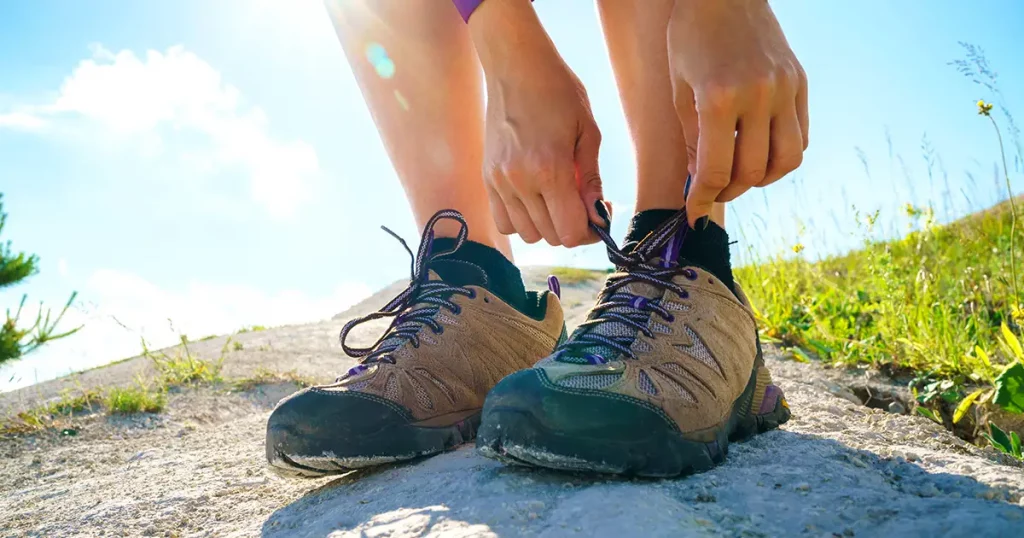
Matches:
[[266, 210, 565, 477], [476, 210, 790, 477]]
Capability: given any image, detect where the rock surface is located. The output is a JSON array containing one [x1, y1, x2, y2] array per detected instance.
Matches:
[[1, 267, 1023, 537]]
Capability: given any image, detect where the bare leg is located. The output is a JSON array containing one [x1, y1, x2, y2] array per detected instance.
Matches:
[[324, 0, 512, 258], [596, 0, 726, 227]]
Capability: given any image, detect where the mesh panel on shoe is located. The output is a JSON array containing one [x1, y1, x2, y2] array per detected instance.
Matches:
[[559, 280, 665, 364], [659, 363, 707, 400], [651, 322, 672, 334], [637, 370, 658, 395], [407, 374, 433, 410], [679, 326, 723, 376], [557, 373, 622, 390], [384, 374, 399, 401], [664, 301, 691, 312], [651, 368, 697, 404], [437, 313, 459, 325], [416, 368, 455, 405], [345, 379, 371, 391]]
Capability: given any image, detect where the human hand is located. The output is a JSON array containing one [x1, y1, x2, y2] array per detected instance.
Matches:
[[470, 0, 608, 247], [668, 0, 808, 225]]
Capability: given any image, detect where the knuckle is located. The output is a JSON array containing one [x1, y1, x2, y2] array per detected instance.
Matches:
[[750, 74, 776, 103], [773, 152, 804, 173], [560, 230, 586, 248], [775, 65, 800, 91], [699, 170, 732, 189], [737, 168, 766, 186], [701, 83, 740, 112]]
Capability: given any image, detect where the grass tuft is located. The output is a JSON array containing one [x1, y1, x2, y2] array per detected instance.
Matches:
[[105, 382, 165, 414], [549, 266, 603, 285]]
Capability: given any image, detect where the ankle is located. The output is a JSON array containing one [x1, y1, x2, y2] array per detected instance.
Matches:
[[429, 238, 527, 311], [623, 209, 737, 296]]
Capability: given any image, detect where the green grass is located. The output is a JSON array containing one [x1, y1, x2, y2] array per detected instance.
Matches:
[[105, 382, 165, 414], [737, 197, 1023, 445], [1, 333, 242, 435], [229, 367, 316, 393], [549, 266, 604, 285], [143, 335, 228, 386], [237, 325, 267, 334]]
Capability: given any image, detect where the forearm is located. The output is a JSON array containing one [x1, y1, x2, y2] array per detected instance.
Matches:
[[462, 0, 562, 76]]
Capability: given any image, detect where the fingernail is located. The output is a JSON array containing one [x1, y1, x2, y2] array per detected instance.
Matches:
[[594, 200, 610, 228]]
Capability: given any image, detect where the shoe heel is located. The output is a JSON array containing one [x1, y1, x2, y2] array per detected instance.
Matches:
[[729, 366, 790, 443]]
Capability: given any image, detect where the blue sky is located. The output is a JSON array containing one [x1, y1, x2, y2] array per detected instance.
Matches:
[[1, 0, 1022, 390]]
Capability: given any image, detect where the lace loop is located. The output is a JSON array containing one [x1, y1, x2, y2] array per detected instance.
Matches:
[[337, 210, 472, 373]]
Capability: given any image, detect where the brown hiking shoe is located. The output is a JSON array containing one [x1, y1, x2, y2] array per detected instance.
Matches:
[[266, 210, 564, 477], [477, 210, 790, 477]]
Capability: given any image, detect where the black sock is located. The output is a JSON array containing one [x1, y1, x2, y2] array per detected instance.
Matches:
[[623, 209, 737, 295], [428, 238, 527, 312]]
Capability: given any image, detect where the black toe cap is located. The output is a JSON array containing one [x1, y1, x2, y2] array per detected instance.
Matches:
[[265, 388, 413, 461]]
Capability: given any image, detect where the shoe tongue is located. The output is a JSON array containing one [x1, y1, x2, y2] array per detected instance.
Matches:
[[428, 258, 488, 288], [557, 228, 686, 365]]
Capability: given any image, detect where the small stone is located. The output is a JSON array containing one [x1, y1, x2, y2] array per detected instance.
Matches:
[[918, 484, 940, 497], [978, 489, 1001, 501], [888, 401, 906, 414], [795, 483, 811, 492], [905, 452, 921, 462]]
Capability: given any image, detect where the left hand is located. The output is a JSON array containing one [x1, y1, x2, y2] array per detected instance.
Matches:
[[667, 0, 808, 225]]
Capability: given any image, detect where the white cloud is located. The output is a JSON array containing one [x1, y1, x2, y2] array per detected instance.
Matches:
[[1, 45, 319, 218], [0, 111, 47, 130], [0, 270, 371, 391]]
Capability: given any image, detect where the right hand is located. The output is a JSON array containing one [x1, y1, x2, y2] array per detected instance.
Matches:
[[470, 0, 609, 247]]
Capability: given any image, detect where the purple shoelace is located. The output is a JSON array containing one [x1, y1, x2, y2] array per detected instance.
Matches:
[[556, 209, 696, 364], [337, 210, 474, 379]]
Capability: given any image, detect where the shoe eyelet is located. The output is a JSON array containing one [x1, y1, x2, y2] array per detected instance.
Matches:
[[666, 314, 676, 322], [451, 305, 462, 315], [483, 296, 490, 303], [682, 268, 698, 281], [436, 327, 445, 335], [467, 289, 477, 299]]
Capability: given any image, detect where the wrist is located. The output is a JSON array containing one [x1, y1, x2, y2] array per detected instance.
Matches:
[[469, 0, 560, 76]]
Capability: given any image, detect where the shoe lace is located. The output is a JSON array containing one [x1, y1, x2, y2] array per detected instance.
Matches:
[[556, 209, 697, 364], [337, 210, 475, 378]]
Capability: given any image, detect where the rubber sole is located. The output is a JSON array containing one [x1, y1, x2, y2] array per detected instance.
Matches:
[[267, 411, 481, 478], [476, 371, 791, 478]]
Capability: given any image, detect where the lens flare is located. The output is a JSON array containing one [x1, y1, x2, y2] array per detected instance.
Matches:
[[365, 42, 395, 79], [394, 90, 409, 111]]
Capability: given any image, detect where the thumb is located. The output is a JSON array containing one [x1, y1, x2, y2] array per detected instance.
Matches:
[[674, 80, 699, 178], [575, 123, 606, 227]]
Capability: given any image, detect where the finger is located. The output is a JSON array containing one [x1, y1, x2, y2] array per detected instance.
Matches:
[[493, 179, 543, 244], [522, 192, 562, 246], [574, 121, 606, 229], [796, 67, 809, 149], [717, 110, 770, 202], [673, 81, 699, 178], [541, 171, 592, 248], [761, 108, 804, 186], [484, 181, 514, 235], [687, 94, 738, 225]]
